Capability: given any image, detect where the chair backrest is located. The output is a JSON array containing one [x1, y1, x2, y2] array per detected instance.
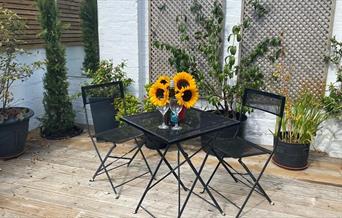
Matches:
[[81, 81, 125, 135], [241, 88, 286, 140], [81, 81, 125, 106]]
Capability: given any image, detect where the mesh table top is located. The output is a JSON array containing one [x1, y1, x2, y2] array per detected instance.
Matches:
[[121, 109, 240, 144]]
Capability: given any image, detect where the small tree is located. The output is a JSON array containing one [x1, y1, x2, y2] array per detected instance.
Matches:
[[0, 8, 40, 123], [80, 0, 99, 76], [37, 0, 75, 136]]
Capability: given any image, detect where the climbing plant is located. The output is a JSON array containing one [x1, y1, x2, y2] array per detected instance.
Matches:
[[154, 0, 281, 117], [323, 37, 342, 117]]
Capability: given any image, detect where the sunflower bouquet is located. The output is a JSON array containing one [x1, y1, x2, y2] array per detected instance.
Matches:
[[149, 72, 199, 129], [149, 72, 199, 108]]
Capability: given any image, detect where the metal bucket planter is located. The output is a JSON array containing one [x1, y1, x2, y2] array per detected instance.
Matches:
[[0, 107, 34, 159], [273, 137, 310, 170]]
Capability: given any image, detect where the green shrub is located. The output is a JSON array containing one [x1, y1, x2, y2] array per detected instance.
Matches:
[[37, 0, 75, 135], [88, 60, 133, 89], [80, 0, 99, 75]]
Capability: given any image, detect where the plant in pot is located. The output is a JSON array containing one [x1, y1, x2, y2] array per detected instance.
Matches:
[[0, 8, 41, 159], [273, 92, 327, 170], [37, 0, 82, 139]]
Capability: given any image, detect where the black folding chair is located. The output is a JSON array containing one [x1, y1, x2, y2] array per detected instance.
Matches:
[[202, 88, 286, 217], [81, 81, 153, 199]]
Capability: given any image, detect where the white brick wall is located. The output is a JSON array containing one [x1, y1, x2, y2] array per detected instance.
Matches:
[[98, 0, 143, 97]]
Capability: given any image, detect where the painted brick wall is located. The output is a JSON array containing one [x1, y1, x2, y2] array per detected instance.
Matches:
[[9, 46, 85, 130], [98, 0, 146, 97]]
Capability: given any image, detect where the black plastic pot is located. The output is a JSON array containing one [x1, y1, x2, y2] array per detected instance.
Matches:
[[0, 107, 34, 159], [273, 137, 310, 170], [144, 133, 168, 150], [201, 110, 247, 145]]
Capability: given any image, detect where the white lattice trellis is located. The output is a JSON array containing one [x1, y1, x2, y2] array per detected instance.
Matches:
[[149, 0, 224, 83], [241, 0, 336, 98]]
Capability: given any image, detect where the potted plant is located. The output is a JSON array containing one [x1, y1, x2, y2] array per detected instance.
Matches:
[[153, 0, 282, 139], [37, 0, 82, 139], [0, 8, 40, 159], [273, 92, 327, 169]]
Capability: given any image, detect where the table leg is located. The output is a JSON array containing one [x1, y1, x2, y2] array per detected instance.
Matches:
[[134, 144, 171, 214], [177, 143, 225, 217], [156, 148, 187, 191], [178, 148, 181, 217]]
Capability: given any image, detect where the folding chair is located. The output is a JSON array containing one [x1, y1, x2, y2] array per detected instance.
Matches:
[[81, 81, 153, 199], [202, 88, 286, 217]]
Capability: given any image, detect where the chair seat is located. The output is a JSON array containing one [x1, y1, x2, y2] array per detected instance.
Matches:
[[95, 125, 143, 143], [205, 137, 272, 158]]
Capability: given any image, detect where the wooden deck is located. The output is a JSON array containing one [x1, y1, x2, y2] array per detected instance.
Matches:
[[1, 131, 341, 218]]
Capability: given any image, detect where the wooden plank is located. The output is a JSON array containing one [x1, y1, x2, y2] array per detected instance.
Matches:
[[1, 131, 341, 217]]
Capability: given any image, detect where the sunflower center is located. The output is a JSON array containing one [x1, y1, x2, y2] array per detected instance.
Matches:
[[177, 79, 189, 89], [182, 90, 193, 102], [160, 79, 168, 85], [156, 88, 165, 99]]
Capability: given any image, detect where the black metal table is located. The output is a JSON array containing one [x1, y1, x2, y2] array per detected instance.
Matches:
[[122, 108, 240, 217]]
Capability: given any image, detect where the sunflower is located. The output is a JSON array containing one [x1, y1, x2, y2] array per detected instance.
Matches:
[[175, 86, 199, 108], [149, 83, 169, 106], [156, 75, 170, 87], [173, 72, 196, 91]]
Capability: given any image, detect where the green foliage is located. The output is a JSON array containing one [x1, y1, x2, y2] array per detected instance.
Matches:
[[114, 94, 142, 125], [280, 92, 327, 144], [323, 37, 342, 118], [153, 0, 281, 117], [0, 8, 41, 122], [88, 60, 133, 89], [323, 84, 342, 117], [114, 83, 156, 125], [37, 0, 75, 135], [250, 0, 268, 18], [80, 0, 99, 75]]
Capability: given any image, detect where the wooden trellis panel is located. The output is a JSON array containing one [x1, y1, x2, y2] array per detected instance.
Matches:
[[240, 0, 336, 99], [0, 0, 82, 47], [149, 0, 224, 83]]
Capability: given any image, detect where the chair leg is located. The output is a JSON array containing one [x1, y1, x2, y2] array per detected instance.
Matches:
[[236, 154, 274, 218], [91, 143, 117, 181], [126, 145, 140, 167], [209, 146, 238, 183], [238, 158, 272, 203], [201, 161, 221, 193], [90, 138, 119, 198]]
